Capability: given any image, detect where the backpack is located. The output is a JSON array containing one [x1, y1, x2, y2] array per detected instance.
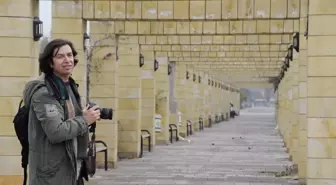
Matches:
[[13, 85, 43, 185]]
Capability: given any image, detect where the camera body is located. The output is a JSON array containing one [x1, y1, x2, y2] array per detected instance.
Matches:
[[88, 102, 113, 120]]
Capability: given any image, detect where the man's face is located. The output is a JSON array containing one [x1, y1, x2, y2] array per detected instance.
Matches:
[[51, 44, 75, 78]]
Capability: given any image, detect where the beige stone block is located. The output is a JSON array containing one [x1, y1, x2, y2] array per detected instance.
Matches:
[[287, 0, 300, 18], [94, 1, 110, 19], [299, 130, 307, 147], [118, 141, 139, 152], [270, 0, 287, 18], [309, 15, 336, 36], [190, 1, 205, 19], [176, 22, 189, 34], [90, 85, 116, 98], [0, 136, 20, 155], [0, 37, 31, 57], [158, 1, 173, 19], [90, 72, 117, 85], [0, 77, 29, 97], [118, 119, 138, 130], [142, 99, 155, 109], [0, 156, 22, 175], [206, 1, 221, 19], [222, 0, 238, 19], [52, 18, 83, 34], [308, 118, 336, 138], [307, 158, 336, 178], [126, 1, 141, 19], [0, 0, 32, 17], [150, 21, 164, 34], [190, 21, 203, 34], [114, 21, 125, 34], [90, 98, 117, 110], [308, 77, 336, 97], [173, 1, 188, 19], [118, 99, 140, 110], [124, 21, 137, 34], [308, 36, 336, 56], [237, 0, 253, 19], [118, 44, 139, 56], [163, 22, 177, 34], [142, 1, 157, 19], [230, 21, 242, 34], [118, 77, 141, 88], [308, 57, 336, 76], [110, 1, 126, 19], [0, 57, 34, 77], [0, 117, 15, 136], [254, 0, 270, 18], [202, 21, 215, 34], [309, 0, 336, 15], [82, 1, 94, 19], [308, 138, 336, 158], [0, 17, 32, 37]]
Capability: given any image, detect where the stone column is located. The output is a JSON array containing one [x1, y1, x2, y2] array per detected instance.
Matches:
[[117, 36, 141, 158], [298, 0, 308, 182], [0, 0, 38, 183], [154, 55, 170, 144], [291, 51, 299, 165], [176, 63, 188, 136], [88, 22, 118, 168], [307, 1, 336, 184], [141, 48, 156, 147]]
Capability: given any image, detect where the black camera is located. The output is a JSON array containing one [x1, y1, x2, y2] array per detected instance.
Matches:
[[88, 102, 113, 120]]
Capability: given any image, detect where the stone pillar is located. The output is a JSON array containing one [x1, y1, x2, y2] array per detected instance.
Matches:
[[297, 1, 308, 181], [117, 36, 141, 158], [291, 51, 299, 165], [141, 48, 156, 147], [307, 1, 336, 184], [176, 63, 188, 136], [203, 74, 210, 126], [192, 72, 200, 131], [88, 22, 118, 168], [154, 55, 170, 144], [0, 0, 38, 183]]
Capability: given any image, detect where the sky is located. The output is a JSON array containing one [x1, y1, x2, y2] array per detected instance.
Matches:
[[39, 1, 52, 37]]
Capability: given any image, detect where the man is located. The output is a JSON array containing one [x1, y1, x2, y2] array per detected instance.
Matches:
[[23, 39, 101, 185]]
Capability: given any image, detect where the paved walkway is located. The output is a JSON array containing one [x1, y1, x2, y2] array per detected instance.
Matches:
[[89, 107, 298, 185]]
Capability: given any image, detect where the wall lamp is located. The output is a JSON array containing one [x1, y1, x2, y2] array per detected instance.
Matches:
[[33, 16, 43, 41], [186, 71, 189, 79], [154, 59, 159, 71], [193, 73, 196, 82], [198, 76, 201, 83], [139, 54, 144, 68], [168, 63, 172, 75], [288, 45, 293, 61], [293, 32, 299, 52]]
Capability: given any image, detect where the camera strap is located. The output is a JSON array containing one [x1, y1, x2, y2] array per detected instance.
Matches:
[[88, 123, 97, 176]]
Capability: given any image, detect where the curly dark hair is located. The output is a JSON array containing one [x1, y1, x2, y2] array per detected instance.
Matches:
[[39, 39, 79, 75]]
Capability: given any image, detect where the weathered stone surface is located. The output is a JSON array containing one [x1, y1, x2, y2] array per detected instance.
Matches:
[[88, 107, 298, 185]]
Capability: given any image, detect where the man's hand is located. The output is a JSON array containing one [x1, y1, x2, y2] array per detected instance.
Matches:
[[83, 104, 100, 125]]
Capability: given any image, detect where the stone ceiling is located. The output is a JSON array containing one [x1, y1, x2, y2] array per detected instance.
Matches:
[[75, 0, 302, 86]]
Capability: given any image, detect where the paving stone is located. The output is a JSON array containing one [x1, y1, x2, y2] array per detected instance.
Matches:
[[88, 107, 298, 185]]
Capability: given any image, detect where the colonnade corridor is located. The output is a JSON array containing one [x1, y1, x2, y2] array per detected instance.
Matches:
[[88, 107, 297, 185]]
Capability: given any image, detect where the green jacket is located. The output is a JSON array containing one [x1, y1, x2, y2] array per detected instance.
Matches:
[[23, 74, 89, 185]]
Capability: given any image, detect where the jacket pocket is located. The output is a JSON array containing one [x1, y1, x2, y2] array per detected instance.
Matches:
[[36, 156, 65, 179]]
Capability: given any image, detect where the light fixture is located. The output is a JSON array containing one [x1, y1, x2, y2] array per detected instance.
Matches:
[[304, 16, 308, 39], [193, 73, 196, 82], [83, 33, 90, 51], [198, 76, 201, 83], [212, 80, 214, 86], [288, 45, 293, 61], [186, 71, 189, 79], [139, 54, 144, 68], [154, 59, 159, 71], [208, 79, 211, 85], [293, 32, 299, 52], [168, 63, 172, 75], [285, 56, 290, 68], [33, 16, 43, 41]]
